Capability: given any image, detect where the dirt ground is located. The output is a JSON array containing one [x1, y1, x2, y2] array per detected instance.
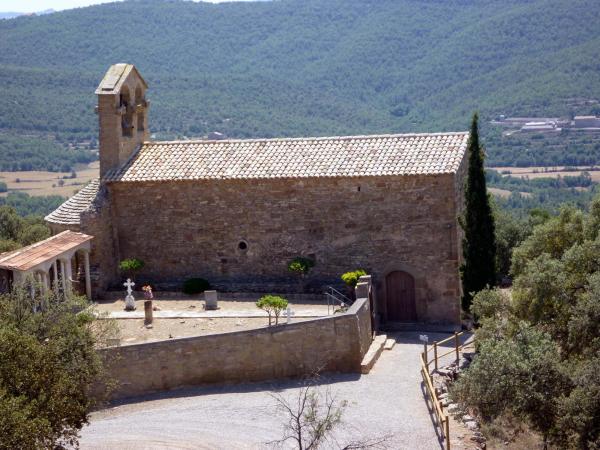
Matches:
[[0, 161, 99, 197], [95, 295, 330, 345], [490, 165, 600, 181], [112, 317, 307, 345], [95, 296, 330, 314], [488, 187, 532, 198]]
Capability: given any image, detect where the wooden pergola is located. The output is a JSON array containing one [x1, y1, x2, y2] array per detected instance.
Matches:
[[0, 230, 94, 299]]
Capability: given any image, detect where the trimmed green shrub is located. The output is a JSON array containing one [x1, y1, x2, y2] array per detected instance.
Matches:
[[183, 278, 211, 295], [256, 295, 288, 326], [118, 258, 144, 279], [287, 256, 315, 276], [341, 269, 367, 288]]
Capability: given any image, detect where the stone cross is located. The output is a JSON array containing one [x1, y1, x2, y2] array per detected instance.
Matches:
[[285, 306, 295, 324], [124, 278, 136, 311]]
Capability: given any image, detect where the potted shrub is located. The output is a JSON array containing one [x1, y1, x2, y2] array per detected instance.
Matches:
[[182, 278, 211, 295], [341, 269, 367, 300], [287, 256, 315, 292]]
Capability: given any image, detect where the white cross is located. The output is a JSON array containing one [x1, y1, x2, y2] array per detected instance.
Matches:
[[285, 307, 295, 324], [124, 278, 135, 295]]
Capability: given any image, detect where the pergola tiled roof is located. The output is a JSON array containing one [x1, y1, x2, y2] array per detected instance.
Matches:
[[45, 179, 100, 226], [103, 132, 469, 183], [0, 230, 93, 272]]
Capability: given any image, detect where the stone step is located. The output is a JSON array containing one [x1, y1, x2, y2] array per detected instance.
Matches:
[[383, 338, 396, 350], [360, 334, 387, 374]]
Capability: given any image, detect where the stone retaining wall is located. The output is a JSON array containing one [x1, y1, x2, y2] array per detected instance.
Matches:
[[98, 296, 371, 401]]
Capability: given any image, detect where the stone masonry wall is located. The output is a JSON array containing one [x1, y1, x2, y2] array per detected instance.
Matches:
[[94, 173, 461, 324], [98, 297, 371, 401]]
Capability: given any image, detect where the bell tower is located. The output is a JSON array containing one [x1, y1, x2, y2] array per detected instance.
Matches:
[[96, 64, 150, 177]]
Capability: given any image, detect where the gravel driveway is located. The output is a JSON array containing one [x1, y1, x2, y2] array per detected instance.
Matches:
[[80, 332, 449, 450]]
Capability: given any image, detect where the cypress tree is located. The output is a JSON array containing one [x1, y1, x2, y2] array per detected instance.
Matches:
[[460, 113, 496, 311]]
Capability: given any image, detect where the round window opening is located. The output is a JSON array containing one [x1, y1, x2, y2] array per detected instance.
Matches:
[[238, 241, 248, 251]]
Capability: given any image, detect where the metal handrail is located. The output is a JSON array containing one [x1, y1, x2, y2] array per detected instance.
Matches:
[[324, 286, 353, 314]]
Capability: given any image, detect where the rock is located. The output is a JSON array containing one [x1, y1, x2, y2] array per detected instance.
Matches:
[[439, 392, 449, 400], [447, 403, 460, 414], [145, 324, 153, 329], [180, 320, 186, 324], [463, 352, 476, 362], [152, 306, 161, 311], [471, 436, 486, 445], [462, 414, 475, 422], [464, 420, 479, 431]]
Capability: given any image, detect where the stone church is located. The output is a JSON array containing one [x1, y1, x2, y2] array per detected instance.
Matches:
[[46, 64, 468, 326]]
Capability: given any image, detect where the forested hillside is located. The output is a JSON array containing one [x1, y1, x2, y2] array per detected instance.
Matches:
[[0, 0, 599, 167]]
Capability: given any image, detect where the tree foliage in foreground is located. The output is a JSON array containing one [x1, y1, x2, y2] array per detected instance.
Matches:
[[452, 194, 600, 449], [0, 205, 51, 253], [0, 285, 111, 449]]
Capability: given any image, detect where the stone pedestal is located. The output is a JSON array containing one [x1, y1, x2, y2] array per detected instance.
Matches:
[[125, 294, 136, 311], [144, 300, 153, 324], [204, 290, 218, 310]]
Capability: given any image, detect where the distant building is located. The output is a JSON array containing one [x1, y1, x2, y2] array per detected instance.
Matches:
[[574, 116, 600, 128], [520, 121, 559, 133], [208, 131, 227, 140]]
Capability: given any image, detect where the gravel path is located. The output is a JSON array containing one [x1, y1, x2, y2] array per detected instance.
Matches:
[[80, 332, 447, 450]]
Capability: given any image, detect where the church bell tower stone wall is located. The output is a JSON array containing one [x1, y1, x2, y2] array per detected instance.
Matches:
[[96, 64, 149, 177]]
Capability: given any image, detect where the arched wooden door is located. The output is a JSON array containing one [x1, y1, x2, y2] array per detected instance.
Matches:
[[386, 271, 417, 322]]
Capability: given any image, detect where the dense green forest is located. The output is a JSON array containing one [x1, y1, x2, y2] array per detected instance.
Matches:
[[0, 0, 599, 170]]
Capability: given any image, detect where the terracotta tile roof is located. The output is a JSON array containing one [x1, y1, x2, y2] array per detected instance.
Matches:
[[103, 132, 468, 182], [45, 179, 100, 226], [0, 231, 93, 272]]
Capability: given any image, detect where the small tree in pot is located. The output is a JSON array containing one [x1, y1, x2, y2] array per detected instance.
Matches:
[[341, 269, 366, 301], [119, 258, 145, 282]]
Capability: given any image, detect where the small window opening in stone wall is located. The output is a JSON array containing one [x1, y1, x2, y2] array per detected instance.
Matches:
[[120, 87, 134, 137], [238, 240, 248, 251], [137, 112, 144, 132], [357, 186, 361, 192]]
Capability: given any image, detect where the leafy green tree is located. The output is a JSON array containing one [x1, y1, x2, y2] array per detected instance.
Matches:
[[451, 325, 568, 447], [460, 113, 496, 311], [0, 284, 107, 448], [256, 295, 288, 326]]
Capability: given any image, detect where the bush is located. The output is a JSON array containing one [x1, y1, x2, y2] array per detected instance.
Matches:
[[0, 182, 6, 193], [118, 258, 144, 279], [341, 269, 367, 288], [0, 285, 108, 448], [182, 278, 210, 295], [256, 295, 288, 326], [287, 256, 315, 276]]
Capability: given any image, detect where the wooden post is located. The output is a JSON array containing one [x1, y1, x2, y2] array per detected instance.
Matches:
[[445, 415, 451, 450], [144, 300, 153, 325], [434, 341, 438, 371], [424, 343, 428, 372], [454, 332, 460, 365]]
